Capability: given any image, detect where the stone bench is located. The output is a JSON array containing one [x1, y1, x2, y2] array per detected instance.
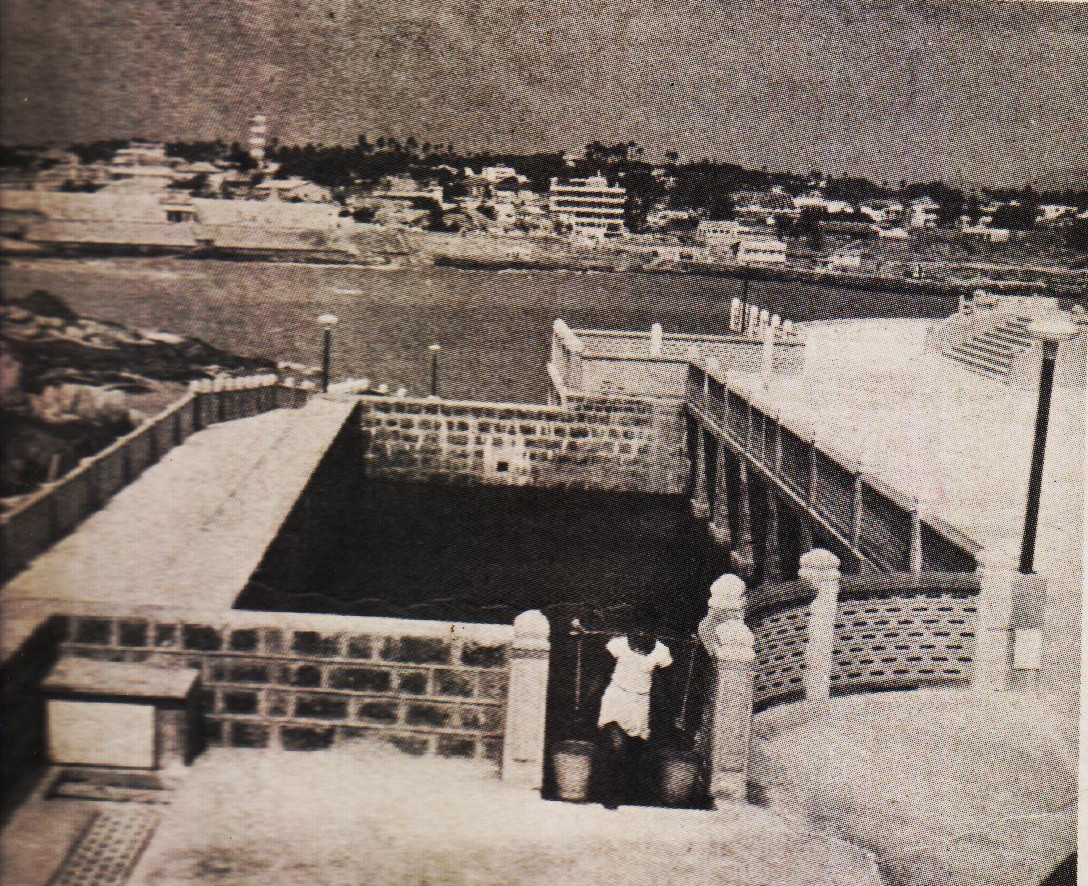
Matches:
[[42, 659, 200, 770]]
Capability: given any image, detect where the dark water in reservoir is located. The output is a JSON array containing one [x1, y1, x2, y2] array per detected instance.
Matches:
[[0, 258, 958, 402], [238, 479, 725, 634]]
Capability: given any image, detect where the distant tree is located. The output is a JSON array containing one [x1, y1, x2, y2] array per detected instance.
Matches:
[[664, 150, 680, 166], [991, 202, 1038, 231], [71, 139, 128, 165], [1066, 218, 1088, 253]]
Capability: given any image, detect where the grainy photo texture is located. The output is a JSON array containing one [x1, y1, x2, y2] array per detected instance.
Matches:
[[0, 2, 1084, 885]]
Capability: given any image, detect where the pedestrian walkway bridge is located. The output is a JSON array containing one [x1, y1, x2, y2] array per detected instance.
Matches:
[[1, 396, 357, 661]]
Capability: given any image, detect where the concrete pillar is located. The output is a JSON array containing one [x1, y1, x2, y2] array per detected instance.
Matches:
[[799, 549, 841, 708], [502, 610, 551, 789], [709, 444, 732, 546], [649, 322, 664, 357], [760, 322, 775, 387], [731, 460, 755, 578], [747, 304, 759, 338], [698, 575, 754, 805], [909, 505, 922, 574], [691, 431, 710, 520], [972, 553, 1048, 693], [763, 488, 783, 583], [730, 297, 744, 334]]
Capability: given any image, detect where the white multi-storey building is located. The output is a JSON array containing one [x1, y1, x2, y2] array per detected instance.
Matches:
[[548, 175, 627, 239]]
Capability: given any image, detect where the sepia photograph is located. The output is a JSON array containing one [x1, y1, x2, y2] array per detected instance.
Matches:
[[0, 1, 1085, 884]]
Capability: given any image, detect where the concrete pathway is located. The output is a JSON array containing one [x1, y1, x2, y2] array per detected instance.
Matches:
[[733, 319, 1084, 709], [112, 746, 880, 886], [1, 398, 356, 660]]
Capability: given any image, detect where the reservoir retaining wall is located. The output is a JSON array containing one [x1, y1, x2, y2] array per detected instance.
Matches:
[[357, 394, 688, 494]]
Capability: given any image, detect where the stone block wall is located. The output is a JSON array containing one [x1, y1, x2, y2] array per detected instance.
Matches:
[[358, 394, 688, 494], [54, 609, 513, 761]]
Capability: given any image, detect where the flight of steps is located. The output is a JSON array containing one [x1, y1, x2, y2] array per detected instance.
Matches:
[[945, 314, 1035, 381]]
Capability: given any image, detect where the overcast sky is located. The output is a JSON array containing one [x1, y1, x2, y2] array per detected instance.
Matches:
[[2, 0, 1086, 187]]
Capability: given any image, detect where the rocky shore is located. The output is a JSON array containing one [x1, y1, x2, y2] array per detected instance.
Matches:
[[1, 289, 275, 500]]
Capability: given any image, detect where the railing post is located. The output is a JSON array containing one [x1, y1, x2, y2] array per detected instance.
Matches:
[[698, 574, 755, 806], [502, 610, 551, 790], [972, 551, 1047, 692], [799, 548, 841, 709], [909, 504, 922, 574]]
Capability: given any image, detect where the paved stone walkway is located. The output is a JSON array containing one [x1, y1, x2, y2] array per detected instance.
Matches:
[[1, 398, 356, 660], [121, 746, 881, 886]]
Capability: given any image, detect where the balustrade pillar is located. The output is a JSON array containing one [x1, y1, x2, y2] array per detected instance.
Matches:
[[698, 574, 754, 805], [799, 549, 841, 708], [502, 610, 551, 789]]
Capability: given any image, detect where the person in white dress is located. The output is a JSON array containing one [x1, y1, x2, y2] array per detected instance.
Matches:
[[596, 630, 672, 808]]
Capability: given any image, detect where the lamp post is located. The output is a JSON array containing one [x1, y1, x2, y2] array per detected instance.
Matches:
[[428, 343, 442, 398], [1019, 316, 1077, 574], [317, 313, 338, 393]]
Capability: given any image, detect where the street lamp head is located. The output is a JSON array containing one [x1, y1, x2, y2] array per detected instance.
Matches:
[[317, 313, 339, 330], [1028, 315, 1078, 344], [429, 343, 442, 352]]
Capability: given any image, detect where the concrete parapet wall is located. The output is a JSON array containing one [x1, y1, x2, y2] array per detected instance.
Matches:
[[562, 325, 805, 400], [50, 607, 513, 762], [358, 393, 688, 494], [0, 379, 309, 584], [744, 569, 981, 712]]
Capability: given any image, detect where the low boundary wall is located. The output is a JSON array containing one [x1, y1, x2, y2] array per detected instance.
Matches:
[[0, 378, 310, 582]]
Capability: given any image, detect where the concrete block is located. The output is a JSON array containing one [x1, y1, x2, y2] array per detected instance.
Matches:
[[433, 670, 475, 697], [292, 631, 340, 657], [281, 725, 335, 751], [437, 736, 477, 758], [329, 666, 392, 692], [406, 703, 453, 728], [384, 636, 451, 664], [295, 694, 348, 720], [356, 700, 399, 723]]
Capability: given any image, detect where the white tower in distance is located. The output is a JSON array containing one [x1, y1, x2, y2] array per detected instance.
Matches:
[[248, 114, 268, 170]]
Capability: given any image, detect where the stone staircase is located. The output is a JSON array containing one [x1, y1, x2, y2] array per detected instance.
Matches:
[[945, 314, 1035, 381]]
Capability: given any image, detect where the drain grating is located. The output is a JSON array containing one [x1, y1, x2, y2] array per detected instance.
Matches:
[[48, 806, 160, 886]]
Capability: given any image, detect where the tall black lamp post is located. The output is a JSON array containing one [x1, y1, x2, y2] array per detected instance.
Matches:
[[318, 313, 339, 392], [428, 343, 442, 398], [1019, 316, 1077, 574]]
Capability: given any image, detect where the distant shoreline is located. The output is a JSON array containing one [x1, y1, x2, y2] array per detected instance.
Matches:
[[4, 238, 1082, 301]]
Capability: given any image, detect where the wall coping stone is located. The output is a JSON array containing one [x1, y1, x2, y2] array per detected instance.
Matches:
[[24, 600, 514, 645]]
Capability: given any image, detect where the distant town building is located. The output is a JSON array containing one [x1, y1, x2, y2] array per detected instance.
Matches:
[[826, 248, 863, 271], [696, 219, 752, 248], [736, 236, 787, 265], [877, 226, 911, 241], [478, 165, 527, 186], [548, 175, 627, 239], [962, 224, 1012, 244], [255, 177, 333, 203], [908, 197, 940, 229]]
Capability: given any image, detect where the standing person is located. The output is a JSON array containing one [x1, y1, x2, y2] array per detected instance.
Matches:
[[596, 628, 672, 809]]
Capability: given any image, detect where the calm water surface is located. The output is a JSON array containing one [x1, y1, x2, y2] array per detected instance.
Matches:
[[0, 258, 957, 402]]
